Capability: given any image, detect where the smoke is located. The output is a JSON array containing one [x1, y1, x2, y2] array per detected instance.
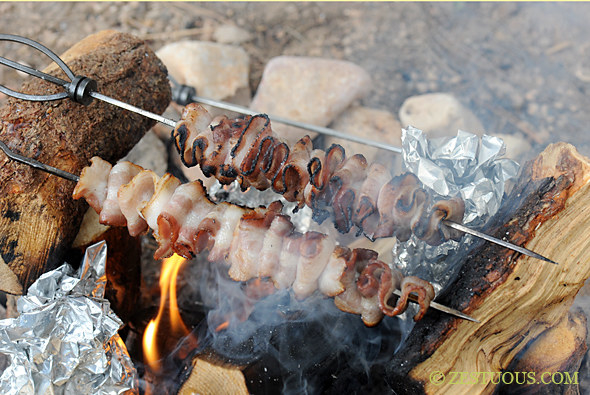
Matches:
[[172, 253, 410, 393]]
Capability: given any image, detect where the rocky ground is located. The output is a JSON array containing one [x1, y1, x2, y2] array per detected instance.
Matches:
[[2, 2, 590, 157]]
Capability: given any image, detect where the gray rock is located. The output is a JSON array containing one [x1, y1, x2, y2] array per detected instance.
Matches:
[[328, 106, 402, 169], [250, 56, 372, 146], [213, 24, 252, 45], [156, 40, 250, 101], [122, 130, 168, 176], [399, 93, 485, 138], [492, 132, 533, 161]]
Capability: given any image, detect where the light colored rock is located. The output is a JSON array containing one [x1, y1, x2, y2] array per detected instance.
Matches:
[[399, 93, 485, 138], [123, 130, 168, 176], [492, 132, 533, 161], [250, 56, 372, 146], [157, 41, 250, 101], [213, 24, 252, 45], [328, 106, 402, 168]]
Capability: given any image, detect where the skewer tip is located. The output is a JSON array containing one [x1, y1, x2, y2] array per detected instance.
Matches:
[[443, 220, 559, 265]]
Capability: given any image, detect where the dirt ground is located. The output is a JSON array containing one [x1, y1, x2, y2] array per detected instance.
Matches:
[[2, 2, 590, 156], [2, 1, 590, 391]]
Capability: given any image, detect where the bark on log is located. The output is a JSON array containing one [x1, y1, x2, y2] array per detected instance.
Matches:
[[385, 143, 590, 394], [0, 30, 170, 294]]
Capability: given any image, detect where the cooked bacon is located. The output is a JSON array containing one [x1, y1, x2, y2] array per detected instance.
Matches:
[[117, 170, 157, 237], [318, 246, 349, 297], [273, 135, 312, 204], [172, 104, 465, 245], [73, 156, 437, 326], [100, 161, 142, 227], [293, 231, 335, 299], [72, 157, 111, 214], [382, 276, 435, 321], [354, 163, 391, 236], [259, 214, 294, 278], [413, 197, 465, 245], [173, 103, 215, 167]]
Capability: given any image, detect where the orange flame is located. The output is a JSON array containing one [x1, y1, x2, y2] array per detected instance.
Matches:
[[142, 253, 189, 372], [215, 320, 230, 332]]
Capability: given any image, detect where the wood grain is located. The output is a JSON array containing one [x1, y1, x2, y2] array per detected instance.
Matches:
[[385, 143, 590, 394]]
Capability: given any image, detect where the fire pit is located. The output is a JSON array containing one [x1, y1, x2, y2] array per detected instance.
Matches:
[[2, 6, 590, 393]]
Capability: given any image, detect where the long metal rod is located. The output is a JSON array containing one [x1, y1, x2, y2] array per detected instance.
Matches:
[[0, 55, 68, 86], [0, 140, 475, 323], [89, 92, 177, 128], [191, 95, 403, 154], [392, 289, 479, 323], [0, 141, 79, 182], [443, 220, 558, 265]]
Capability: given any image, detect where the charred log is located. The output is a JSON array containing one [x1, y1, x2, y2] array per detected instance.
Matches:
[[385, 143, 590, 394]]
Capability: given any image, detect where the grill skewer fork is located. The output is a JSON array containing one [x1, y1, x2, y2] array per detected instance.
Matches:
[[0, 33, 558, 266]]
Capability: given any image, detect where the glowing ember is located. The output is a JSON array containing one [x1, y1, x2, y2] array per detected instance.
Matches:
[[215, 320, 230, 332]]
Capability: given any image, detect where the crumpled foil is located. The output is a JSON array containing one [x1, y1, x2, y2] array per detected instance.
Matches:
[[395, 127, 520, 293], [0, 241, 137, 394], [210, 181, 314, 233]]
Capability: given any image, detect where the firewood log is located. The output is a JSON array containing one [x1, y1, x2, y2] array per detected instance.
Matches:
[[0, 30, 170, 294], [385, 143, 590, 394], [501, 309, 587, 395], [179, 357, 248, 395]]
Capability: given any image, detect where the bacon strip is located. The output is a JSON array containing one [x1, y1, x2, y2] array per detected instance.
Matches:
[[74, 156, 437, 326], [172, 104, 466, 245], [100, 161, 142, 227], [72, 157, 111, 214]]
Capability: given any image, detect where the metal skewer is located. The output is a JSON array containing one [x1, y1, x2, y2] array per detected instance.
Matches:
[[394, 290, 479, 323], [169, 76, 402, 153], [0, 140, 80, 182], [0, 33, 558, 266], [443, 221, 558, 265], [0, 141, 477, 323]]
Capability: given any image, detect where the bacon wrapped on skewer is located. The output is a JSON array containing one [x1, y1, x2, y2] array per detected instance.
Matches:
[[172, 104, 465, 244], [73, 157, 436, 326]]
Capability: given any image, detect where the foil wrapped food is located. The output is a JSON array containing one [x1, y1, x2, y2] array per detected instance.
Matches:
[[396, 127, 520, 293], [0, 241, 137, 394]]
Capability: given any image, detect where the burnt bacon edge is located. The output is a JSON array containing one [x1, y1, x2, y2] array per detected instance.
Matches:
[[72, 156, 436, 327], [172, 104, 466, 246]]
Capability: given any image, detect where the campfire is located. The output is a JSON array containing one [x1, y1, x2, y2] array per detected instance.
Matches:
[[1, 30, 589, 395]]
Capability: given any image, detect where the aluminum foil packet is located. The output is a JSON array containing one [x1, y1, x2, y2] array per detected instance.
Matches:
[[209, 180, 314, 233], [0, 241, 137, 394], [395, 127, 520, 292]]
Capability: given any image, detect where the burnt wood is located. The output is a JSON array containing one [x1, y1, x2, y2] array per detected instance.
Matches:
[[385, 143, 590, 394]]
